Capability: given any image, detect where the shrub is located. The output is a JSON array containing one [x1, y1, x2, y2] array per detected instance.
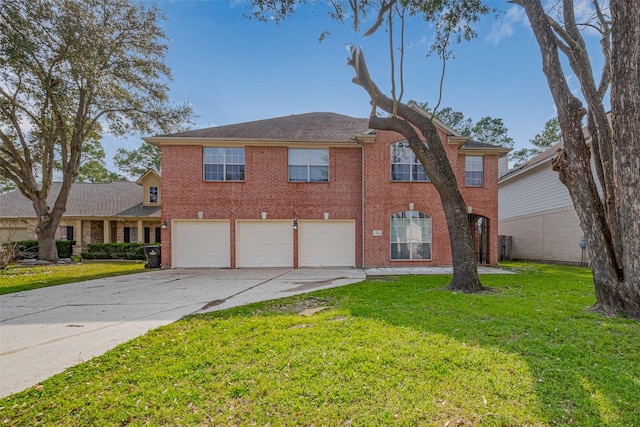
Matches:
[[81, 251, 110, 260], [56, 240, 75, 258], [83, 243, 145, 260]]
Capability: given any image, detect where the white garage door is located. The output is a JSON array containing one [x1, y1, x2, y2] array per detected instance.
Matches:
[[236, 220, 293, 268], [298, 220, 356, 267], [172, 220, 230, 268]]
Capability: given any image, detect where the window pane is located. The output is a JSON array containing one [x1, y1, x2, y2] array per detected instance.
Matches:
[[203, 148, 245, 181], [412, 164, 429, 181], [413, 243, 431, 260], [391, 164, 411, 181], [204, 164, 223, 181], [309, 165, 328, 182], [204, 147, 224, 164], [226, 148, 245, 164], [309, 149, 329, 165], [466, 171, 484, 187], [391, 141, 430, 182], [390, 211, 432, 260], [288, 149, 308, 165], [289, 165, 308, 181], [391, 141, 412, 164], [466, 155, 483, 171], [391, 243, 410, 260], [226, 164, 245, 181], [465, 156, 484, 187], [149, 186, 158, 203]]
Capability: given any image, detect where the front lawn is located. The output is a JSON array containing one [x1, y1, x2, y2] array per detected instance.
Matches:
[[1, 263, 638, 426], [0, 261, 146, 295]]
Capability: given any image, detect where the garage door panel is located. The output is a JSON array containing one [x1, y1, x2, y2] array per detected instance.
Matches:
[[236, 221, 293, 268], [172, 220, 230, 268], [299, 220, 355, 267]]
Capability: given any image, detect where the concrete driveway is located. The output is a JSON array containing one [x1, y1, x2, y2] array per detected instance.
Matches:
[[0, 267, 365, 398]]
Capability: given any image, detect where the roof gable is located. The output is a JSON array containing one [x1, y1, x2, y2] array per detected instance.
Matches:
[[135, 169, 161, 186]]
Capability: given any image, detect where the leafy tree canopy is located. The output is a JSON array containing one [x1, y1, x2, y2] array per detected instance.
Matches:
[[419, 103, 514, 148], [0, 0, 192, 261], [114, 143, 161, 178], [510, 117, 561, 167]]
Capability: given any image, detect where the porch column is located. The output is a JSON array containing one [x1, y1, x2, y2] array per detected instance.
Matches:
[[137, 220, 143, 243], [75, 219, 83, 248], [104, 220, 111, 243]]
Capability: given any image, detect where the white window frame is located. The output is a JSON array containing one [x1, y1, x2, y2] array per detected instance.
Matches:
[[203, 147, 245, 182], [465, 155, 484, 187], [390, 141, 430, 182], [288, 148, 329, 182], [390, 211, 432, 260]]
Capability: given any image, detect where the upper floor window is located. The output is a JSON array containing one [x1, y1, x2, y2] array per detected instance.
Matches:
[[204, 147, 245, 181], [391, 140, 430, 182], [149, 186, 158, 204], [390, 211, 432, 260], [288, 148, 329, 182], [465, 155, 484, 187]]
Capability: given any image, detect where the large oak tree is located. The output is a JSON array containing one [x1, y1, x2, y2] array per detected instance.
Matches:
[[251, 0, 493, 292], [0, 0, 191, 261], [511, 0, 640, 318]]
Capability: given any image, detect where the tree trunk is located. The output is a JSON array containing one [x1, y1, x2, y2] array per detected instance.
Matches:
[[32, 198, 60, 262], [610, 0, 640, 318], [519, 0, 640, 319], [349, 47, 485, 293]]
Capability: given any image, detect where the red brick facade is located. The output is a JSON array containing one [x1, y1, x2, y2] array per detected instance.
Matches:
[[152, 113, 505, 268]]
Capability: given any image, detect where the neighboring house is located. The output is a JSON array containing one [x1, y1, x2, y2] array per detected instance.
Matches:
[[0, 171, 162, 256], [145, 104, 509, 269], [498, 142, 588, 264]]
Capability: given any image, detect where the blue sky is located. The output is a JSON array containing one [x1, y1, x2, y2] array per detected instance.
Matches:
[[108, 0, 602, 168]]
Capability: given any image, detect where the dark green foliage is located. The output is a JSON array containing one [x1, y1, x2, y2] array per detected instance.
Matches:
[[55, 240, 75, 258], [80, 251, 110, 260], [82, 243, 145, 260]]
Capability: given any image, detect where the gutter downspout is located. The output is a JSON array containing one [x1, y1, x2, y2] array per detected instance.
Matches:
[[361, 141, 365, 269]]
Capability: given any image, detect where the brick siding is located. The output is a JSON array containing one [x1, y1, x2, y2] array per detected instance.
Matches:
[[160, 129, 502, 268]]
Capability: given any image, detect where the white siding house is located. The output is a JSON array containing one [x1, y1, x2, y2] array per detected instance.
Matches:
[[498, 142, 588, 264]]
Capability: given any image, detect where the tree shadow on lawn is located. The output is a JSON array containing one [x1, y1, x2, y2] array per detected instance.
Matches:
[[321, 270, 640, 426]]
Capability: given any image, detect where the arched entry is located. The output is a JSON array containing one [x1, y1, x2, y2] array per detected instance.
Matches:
[[468, 214, 489, 264]]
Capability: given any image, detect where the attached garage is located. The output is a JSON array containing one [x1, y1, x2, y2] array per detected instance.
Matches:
[[172, 220, 230, 268], [236, 220, 293, 268], [298, 220, 356, 267]]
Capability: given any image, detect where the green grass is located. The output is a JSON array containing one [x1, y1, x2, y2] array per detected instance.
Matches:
[[1, 262, 638, 426], [0, 261, 146, 295]]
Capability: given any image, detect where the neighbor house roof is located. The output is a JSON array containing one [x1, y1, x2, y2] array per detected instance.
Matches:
[[499, 141, 563, 183], [0, 182, 160, 218], [148, 112, 372, 143]]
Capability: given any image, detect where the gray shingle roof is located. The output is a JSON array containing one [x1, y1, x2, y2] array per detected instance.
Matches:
[[500, 141, 563, 181], [0, 182, 160, 218], [156, 112, 371, 141]]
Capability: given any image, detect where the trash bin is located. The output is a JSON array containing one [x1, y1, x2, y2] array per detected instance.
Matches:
[[144, 245, 161, 269]]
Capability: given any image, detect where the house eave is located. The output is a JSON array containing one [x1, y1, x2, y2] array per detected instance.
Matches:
[[144, 136, 365, 148], [499, 156, 556, 184], [459, 146, 512, 155]]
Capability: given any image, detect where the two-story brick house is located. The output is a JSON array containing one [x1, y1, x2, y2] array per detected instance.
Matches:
[[145, 104, 509, 269]]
